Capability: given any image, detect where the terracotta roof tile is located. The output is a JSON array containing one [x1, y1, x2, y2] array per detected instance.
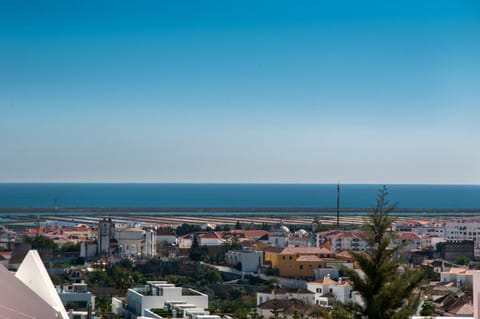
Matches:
[[296, 255, 322, 262], [280, 247, 332, 255], [322, 276, 338, 285], [397, 232, 421, 240], [264, 246, 284, 253]]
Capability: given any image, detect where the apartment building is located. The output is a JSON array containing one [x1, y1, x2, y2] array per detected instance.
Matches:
[[117, 281, 208, 319], [316, 230, 368, 253]]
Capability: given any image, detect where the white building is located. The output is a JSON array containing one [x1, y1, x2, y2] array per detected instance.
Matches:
[[156, 228, 177, 245], [58, 282, 95, 312], [177, 234, 193, 249], [287, 229, 311, 247], [421, 236, 446, 250], [306, 276, 353, 305], [269, 225, 290, 247], [224, 249, 263, 272], [317, 230, 368, 253], [149, 300, 221, 319], [198, 232, 225, 246], [256, 287, 315, 306], [394, 220, 445, 238], [445, 218, 480, 256], [440, 267, 474, 288], [119, 281, 209, 319], [391, 232, 422, 251], [177, 232, 226, 249], [116, 227, 156, 258], [0, 226, 16, 249], [143, 227, 157, 257]]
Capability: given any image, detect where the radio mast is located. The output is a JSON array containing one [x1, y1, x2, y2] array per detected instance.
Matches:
[[336, 183, 340, 229]]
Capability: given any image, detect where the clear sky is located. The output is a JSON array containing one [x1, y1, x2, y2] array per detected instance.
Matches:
[[1, 0, 479, 184]]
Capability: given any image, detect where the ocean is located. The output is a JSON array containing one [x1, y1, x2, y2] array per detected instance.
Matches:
[[0, 183, 479, 210]]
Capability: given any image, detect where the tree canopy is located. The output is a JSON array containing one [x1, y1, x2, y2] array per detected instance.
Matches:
[[25, 235, 58, 250], [189, 234, 209, 261]]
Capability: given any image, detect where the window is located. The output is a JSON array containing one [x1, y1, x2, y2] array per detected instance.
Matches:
[[316, 288, 322, 293], [299, 265, 303, 270]]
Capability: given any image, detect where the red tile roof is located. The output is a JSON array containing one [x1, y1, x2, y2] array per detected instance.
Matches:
[[280, 247, 333, 255], [296, 255, 322, 262], [226, 230, 271, 238], [264, 246, 284, 253], [201, 232, 223, 239], [397, 232, 421, 240], [335, 250, 354, 259]]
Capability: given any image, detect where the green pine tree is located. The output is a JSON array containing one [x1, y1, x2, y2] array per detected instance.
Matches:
[[341, 186, 424, 319]]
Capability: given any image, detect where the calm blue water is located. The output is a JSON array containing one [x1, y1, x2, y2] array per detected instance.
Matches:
[[0, 183, 479, 209]]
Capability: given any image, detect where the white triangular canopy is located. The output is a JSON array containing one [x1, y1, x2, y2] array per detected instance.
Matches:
[[15, 250, 69, 319], [0, 263, 61, 318]]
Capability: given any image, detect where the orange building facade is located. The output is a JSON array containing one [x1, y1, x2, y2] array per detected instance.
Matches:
[[264, 247, 335, 279]]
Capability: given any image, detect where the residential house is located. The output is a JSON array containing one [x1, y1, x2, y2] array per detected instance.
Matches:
[[264, 246, 334, 279], [392, 232, 422, 251], [422, 235, 446, 250], [177, 232, 225, 249], [58, 281, 95, 313], [256, 287, 315, 306], [199, 232, 225, 246], [317, 230, 368, 253], [256, 299, 325, 319], [156, 228, 177, 245], [394, 219, 445, 238], [441, 267, 474, 288], [306, 276, 353, 305], [225, 249, 263, 272]]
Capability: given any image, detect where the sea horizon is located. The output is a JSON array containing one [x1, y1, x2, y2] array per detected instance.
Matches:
[[1, 183, 479, 210]]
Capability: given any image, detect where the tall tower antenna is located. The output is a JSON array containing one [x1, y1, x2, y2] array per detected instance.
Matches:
[[36, 215, 40, 238], [336, 183, 340, 229]]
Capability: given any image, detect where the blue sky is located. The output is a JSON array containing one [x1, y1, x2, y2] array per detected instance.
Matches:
[[1, 0, 479, 183]]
